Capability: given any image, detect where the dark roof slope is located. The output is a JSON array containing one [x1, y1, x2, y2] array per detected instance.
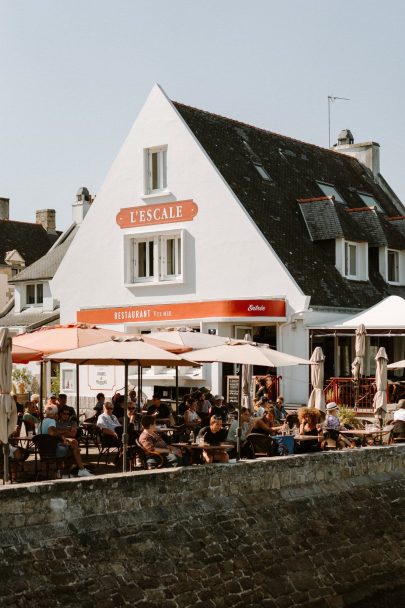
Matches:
[[173, 101, 405, 308], [0, 220, 59, 267], [10, 224, 79, 283]]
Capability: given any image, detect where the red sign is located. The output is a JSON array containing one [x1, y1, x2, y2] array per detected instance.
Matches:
[[116, 199, 198, 229], [77, 299, 286, 325]]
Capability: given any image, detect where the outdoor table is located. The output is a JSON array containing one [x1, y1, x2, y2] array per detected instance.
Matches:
[[339, 429, 391, 446], [293, 435, 323, 441], [172, 442, 234, 464]]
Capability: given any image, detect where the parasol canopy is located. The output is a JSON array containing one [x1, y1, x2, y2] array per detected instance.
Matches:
[[44, 336, 199, 367], [373, 346, 388, 416], [191, 341, 311, 367], [307, 346, 326, 412]]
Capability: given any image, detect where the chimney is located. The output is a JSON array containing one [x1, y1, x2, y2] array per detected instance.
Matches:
[[72, 187, 92, 224], [36, 209, 56, 233], [0, 197, 10, 220], [333, 129, 380, 178]]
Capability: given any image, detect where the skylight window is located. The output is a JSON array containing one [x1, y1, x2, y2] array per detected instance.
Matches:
[[253, 163, 271, 181], [358, 193, 383, 212], [317, 182, 345, 203]]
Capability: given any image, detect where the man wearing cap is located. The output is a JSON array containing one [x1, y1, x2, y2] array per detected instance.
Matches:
[[209, 395, 228, 423]]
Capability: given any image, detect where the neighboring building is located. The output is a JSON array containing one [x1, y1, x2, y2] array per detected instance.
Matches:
[[0, 188, 91, 335], [0, 199, 59, 309], [51, 85, 405, 403]]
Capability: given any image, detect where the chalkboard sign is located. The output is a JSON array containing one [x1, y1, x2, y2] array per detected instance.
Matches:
[[227, 375, 240, 405]]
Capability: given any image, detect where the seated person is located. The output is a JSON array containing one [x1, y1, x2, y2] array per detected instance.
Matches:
[[183, 397, 202, 431], [23, 401, 40, 433], [39, 405, 92, 477], [323, 402, 352, 448], [226, 407, 254, 457], [178, 394, 191, 417], [112, 395, 125, 423], [97, 402, 122, 446], [296, 407, 323, 453], [274, 396, 287, 423], [93, 392, 105, 417], [208, 395, 228, 423], [56, 407, 79, 439], [393, 399, 405, 439], [147, 394, 172, 420], [139, 415, 182, 468], [58, 394, 76, 419], [198, 416, 229, 464], [253, 397, 266, 418]]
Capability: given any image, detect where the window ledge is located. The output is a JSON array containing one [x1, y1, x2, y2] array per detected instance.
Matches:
[[387, 280, 403, 286], [142, 191, 173, 200], [125, 278, 184, 288]]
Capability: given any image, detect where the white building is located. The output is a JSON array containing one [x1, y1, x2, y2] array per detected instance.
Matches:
[[52, 85, 405, 404]]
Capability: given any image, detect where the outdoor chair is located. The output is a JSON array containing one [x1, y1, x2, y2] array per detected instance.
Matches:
[[245, 433, 274, 458], [320, 428, 339, 450], [135, 439, 164, 470], [32, 435, 70, 480], [95, 427, 122, 467]]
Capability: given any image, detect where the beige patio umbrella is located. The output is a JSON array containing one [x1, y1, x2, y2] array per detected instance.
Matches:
[[0, 328, 18, 484], [307, 347, 326, 412], [46, 336, 199, 472], [354, 324, 367, 376], [191, 341, 311, 459], [387, 359, 405, 369], [373, 346, 388, 420]]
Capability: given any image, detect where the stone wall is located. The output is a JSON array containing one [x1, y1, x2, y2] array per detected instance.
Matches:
[[0, 445, 404, 608]]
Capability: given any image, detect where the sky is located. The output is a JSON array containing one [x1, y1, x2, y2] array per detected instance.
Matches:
[[1, 0, 404, 229]]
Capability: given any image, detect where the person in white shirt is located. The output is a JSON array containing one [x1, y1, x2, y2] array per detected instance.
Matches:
[[97, 402, 122, 445], [393, 399, 405, 439]]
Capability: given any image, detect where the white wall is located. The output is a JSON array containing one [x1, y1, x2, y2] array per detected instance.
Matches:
[[52, 84, 305, 323]]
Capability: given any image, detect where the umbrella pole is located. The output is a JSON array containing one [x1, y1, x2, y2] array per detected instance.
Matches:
[[236, 368, 242, 461], [122, 362, 128, 473], [3, 443, 9, 484], [76, 364, 80, 420], [175, 367, 179, 418], [137, 364, 141, 412], [39, 360, 44, 432]]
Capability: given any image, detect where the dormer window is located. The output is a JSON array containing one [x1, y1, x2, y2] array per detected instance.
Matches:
[[144, 146, 167, 194], [358, 193, 383, 212], [387, 249, 399, 283], [317, 182, 345, 203], [345, 242, 358, 278], [26, 283, 43, 305], [335, 238, 368, 281]]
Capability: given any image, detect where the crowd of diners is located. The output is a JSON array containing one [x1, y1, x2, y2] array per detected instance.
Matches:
[[6, 380, 405, 477]]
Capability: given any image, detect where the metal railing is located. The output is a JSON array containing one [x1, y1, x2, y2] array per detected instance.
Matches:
[[323, 377, 390, 413]]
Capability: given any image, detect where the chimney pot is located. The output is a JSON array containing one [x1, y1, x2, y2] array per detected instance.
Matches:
[[0, 197, 10, 220], [36, 209, 56, 233]]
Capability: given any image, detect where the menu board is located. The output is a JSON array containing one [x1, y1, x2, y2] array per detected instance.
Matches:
[[227, 375, 240, 405]]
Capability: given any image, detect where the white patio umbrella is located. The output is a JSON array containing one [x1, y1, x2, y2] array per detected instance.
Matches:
[[46, 336, 199, 472], [307, 347, 326, 412], [0, 328, 18, 484], [242, 333, 253, 411], [354, 324, 367, 376], [387, 359, 405, 369], [191, 341, 311, 459], [373, 346, 388, 419]]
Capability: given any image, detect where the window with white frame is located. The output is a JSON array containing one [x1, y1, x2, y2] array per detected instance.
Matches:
[[26, 283, 43, 305], [387, 249, 400, 283], [344, 241, 357, 278], [144, 146, 167, 194], [317, 182, 345, 203], [126, 231, 183, 285], [358, 193, 383, 212]]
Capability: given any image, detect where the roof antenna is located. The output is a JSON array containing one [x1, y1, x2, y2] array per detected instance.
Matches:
[[328, 95, 350, 148]]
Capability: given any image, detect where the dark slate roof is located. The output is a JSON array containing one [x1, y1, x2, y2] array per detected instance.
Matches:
[[10, 224, 79, 283], [173, 101, 405, 308], [0, 220, 60, 267]]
